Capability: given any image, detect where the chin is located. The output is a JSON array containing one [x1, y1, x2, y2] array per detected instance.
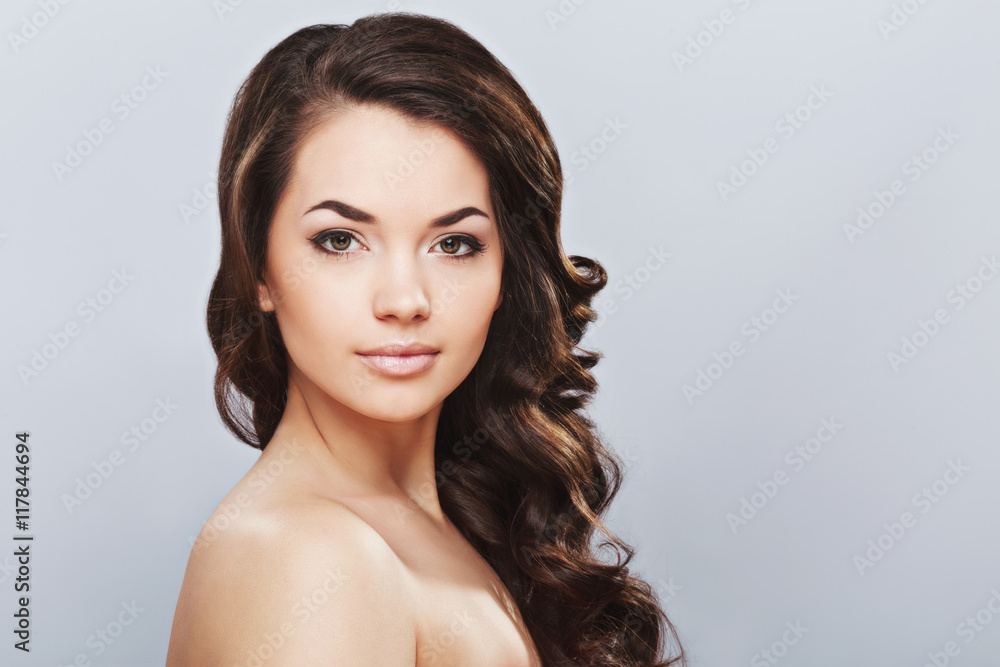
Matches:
[[338, 373, 448, 418], [354, 394, 443, 423]]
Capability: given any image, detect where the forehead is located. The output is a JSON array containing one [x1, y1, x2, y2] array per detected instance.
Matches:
[[284, 105, 494, 220]]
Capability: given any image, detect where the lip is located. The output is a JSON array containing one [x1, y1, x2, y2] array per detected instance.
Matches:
[[357, 342, 439, 356], [356, 352, 438, 376], [356, 342, 440, 377]]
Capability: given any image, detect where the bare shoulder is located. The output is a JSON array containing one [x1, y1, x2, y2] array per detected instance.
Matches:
[[167, 495, 416, 666]]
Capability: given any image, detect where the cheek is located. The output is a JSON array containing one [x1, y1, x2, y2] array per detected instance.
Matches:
[[433, 271, 501, 347], [273, 270, 359, 359]]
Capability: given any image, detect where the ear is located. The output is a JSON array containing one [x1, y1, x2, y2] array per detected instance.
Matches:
[[494, 289, 503, 312], [257, 278, 275, 312]]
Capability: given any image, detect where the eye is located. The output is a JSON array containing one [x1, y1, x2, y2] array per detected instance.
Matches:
[[308, 230, 486, 261], [434, 234, 486, 260], [309, 230, 365, 257]]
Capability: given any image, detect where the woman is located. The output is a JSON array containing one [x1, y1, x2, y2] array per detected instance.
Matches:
[[167, 12, 685, 666]]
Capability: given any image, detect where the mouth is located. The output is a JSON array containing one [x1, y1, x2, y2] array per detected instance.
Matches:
[[355, 351, 439, 376]]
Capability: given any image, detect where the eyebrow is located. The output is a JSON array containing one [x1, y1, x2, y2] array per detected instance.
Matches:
[[303, 199, 490, 228]]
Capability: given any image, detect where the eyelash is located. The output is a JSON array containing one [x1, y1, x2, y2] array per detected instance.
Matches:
[[308, 230, 487, 262]]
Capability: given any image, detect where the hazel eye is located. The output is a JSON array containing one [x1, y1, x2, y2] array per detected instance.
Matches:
[[439, 237, 461, 254], [310, 230, 364, 257], [434, 234, 485, 259], [309, 230, 485, 261], [325, 232, 353, 251]]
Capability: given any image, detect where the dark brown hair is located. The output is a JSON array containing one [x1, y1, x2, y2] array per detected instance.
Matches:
[[206, 12, 685, 666]]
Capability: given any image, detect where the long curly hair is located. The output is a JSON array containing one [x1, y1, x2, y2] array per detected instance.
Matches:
[[206, 12, 685, 666]]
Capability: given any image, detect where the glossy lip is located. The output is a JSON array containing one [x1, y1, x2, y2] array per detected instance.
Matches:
[[357, 342, 439, 356], [356, 341, 440, 377]]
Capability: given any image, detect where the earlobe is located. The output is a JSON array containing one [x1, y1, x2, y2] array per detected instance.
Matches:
[[494, 290, 503, 312], [257, 280, 274, 312]]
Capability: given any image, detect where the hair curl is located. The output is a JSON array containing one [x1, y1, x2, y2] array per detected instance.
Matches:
[[206, 12, 685, 666]]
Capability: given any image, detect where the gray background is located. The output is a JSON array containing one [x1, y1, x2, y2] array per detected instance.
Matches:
[[2, 0, 999, 665]]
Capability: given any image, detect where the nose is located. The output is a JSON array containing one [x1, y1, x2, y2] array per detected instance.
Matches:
[[371, 252, 432, 323]]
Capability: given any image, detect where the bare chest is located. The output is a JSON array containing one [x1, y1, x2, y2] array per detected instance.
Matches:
[[405, 560, 540, 667], [233, 452, 543, 665], [355, 502, 542, 666]]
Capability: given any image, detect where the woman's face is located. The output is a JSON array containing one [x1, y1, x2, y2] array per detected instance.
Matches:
[[257, 105, 503, 422]]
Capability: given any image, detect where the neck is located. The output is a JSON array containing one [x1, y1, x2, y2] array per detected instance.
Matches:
[[266, 366, 447, 525]]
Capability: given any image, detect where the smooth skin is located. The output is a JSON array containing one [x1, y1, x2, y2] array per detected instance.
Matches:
[[166, 105, 542, 666]]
